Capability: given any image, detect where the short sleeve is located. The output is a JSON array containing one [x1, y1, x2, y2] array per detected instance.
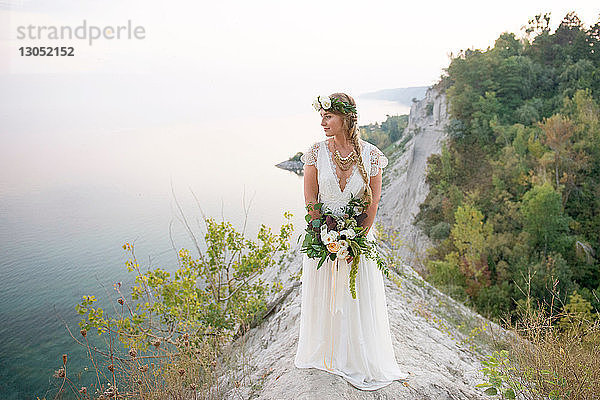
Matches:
[[300, 142, 319, 166], [369, 146, 388, 176]]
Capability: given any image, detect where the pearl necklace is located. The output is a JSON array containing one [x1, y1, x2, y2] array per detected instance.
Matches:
[[332, 140, 357, 171]]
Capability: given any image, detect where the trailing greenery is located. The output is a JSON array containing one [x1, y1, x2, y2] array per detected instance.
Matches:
[[416, 11, 600, 327]]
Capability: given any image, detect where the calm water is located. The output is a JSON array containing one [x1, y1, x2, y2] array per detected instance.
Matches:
[[0, 73, 410, 399]]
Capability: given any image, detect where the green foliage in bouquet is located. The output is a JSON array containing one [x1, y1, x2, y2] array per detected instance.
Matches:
[[300, 194, 389, 299]]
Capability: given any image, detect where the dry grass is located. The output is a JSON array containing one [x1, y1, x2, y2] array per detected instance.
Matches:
[[44, 321, 237, 400], [498, 315, 600, 398], [43, 317, 257, 400], [483, 276, 600, 400]]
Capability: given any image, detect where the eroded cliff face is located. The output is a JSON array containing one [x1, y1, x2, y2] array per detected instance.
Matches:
[[214, 87, 513, 400], [377, 86, 450, 275]]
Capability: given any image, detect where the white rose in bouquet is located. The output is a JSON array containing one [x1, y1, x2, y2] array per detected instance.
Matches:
[[340, 229, 355, 240], [337, 247, 349, 260], [321, 230, 339, 245]]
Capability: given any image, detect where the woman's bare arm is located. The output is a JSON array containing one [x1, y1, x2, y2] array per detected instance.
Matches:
[[304, 164, 320, 220], [361, 169, 382, 234]]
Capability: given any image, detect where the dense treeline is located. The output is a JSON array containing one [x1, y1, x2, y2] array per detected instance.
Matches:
[[359, 114, 409, 152], [416, 11, 600, 324]]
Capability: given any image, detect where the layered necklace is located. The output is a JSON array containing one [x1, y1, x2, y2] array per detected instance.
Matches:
[[332, 139, 357, 171]]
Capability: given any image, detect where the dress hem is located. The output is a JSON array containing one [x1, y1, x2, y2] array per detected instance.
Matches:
[[294, 360, 409, 391]]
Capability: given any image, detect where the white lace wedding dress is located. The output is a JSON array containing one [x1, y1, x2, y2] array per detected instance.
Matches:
[[294, 138, 409, 390]]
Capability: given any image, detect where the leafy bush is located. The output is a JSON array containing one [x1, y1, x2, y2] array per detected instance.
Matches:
[[67, 211, 295, 398], [430, 221, 451, 240]]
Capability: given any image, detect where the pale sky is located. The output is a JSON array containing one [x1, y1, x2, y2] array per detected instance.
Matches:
[[1, 0, 598, 93], [0, 0, 598, 234]]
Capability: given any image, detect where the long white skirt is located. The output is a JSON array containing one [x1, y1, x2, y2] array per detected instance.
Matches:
[[294, 231, 409, 390]]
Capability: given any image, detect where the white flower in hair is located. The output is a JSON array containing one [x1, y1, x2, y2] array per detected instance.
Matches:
[[319, 95, 331, 109], [312, 98, 321, 111]]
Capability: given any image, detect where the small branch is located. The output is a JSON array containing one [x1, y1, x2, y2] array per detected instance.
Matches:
[[232, 281, 300, 340]]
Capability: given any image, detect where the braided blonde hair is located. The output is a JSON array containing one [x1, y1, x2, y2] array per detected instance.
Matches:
[[328, 92, 373, 206]]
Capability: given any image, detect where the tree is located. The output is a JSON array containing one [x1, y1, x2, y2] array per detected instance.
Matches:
[[450, 204, 494, 297], [554, 11, 593, 63], [523, 12, 551, 40], [492, 32, 523, 58], [558, 289, 598, 333], [539, 114, 574, 189], [495, 56, 537, 119], [520, 182, 570, 255], [554, 12, 584, 47], [558, 59, 598, 98]]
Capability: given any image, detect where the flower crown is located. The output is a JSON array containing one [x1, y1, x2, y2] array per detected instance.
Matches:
[[313, 95, 357, 115]]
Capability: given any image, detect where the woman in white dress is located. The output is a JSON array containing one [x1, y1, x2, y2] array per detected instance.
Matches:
[[294, 92, 410, 390]]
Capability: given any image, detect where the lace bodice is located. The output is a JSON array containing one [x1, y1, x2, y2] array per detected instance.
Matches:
[[300, 139, 388, 217]]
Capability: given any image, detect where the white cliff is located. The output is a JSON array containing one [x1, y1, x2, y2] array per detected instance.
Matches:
[[377, 86, 450, 275], [214, 86, 514, 400]]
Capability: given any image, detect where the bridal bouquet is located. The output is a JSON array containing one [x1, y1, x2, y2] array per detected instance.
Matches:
[[300, 195, 389, 299]]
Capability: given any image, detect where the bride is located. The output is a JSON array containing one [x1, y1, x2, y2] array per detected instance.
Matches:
[[294, 92, 410, 390]]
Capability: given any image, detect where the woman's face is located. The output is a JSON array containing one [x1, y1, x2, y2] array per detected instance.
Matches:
[[320, 110, 345, 138]]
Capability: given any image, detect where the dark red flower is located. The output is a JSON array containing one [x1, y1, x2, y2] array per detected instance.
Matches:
[[325, 215, 337, 231], [356, 212, 367, 227]]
